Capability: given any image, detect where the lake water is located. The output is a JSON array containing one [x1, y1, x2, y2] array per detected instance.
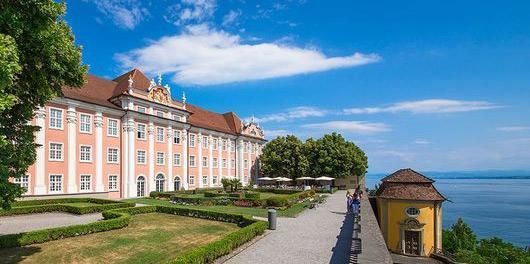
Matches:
[[365, 173, 530, 247]]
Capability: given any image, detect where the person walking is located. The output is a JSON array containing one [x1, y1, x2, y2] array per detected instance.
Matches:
[[352, 191, 361, 216], [346, 190, 353, 213]]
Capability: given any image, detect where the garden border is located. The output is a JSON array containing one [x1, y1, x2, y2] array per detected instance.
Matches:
[[0, 198, 135, 216]]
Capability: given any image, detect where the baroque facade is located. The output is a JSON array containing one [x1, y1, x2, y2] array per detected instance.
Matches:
[[19, 69, 266, 199]]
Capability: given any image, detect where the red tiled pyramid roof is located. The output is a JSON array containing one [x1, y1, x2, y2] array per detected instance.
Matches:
[[376, 169, 446, 201]]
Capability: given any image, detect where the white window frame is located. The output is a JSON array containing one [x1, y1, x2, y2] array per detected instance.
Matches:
[[156, 152, 165, 165], [107, 148, 119, 164], [213, 157, 218, 168], [49, 107, 64, 130], [231, 159, 235, 168], [222, 140, 227, 151], [189, 175, 195, 185], [137, 123, 146, 140], [79, 145, 92, 163], [189, 155, 196, 167], [156, 110, 165, 117], [230, 140, 235, 152], [80, 174, 92, 192], [406, 207, 420, 217], [14, 175, 30, 193], [107, 118, 119, 137], [189, 134, 196, 147], [137, 150, 147, 164], [79, 113, 92, 134], [137, 105, 147, 113], [222, 159, 227, 168], [202, 156, 208, 167], [173, 131, 181, 144], [202, 136, 209, 149], [108, 175, 118, 191], [49, 142, 64, 161], [156, 127, 165, 142], [173, 153, 181, 166], [49, 174, 63, 193], [244, 159, 248, 168], [202, 175, 208, 185], [213, 175, 218, 185], [213, 138, 218, 150], [172, 113, 182, 121]]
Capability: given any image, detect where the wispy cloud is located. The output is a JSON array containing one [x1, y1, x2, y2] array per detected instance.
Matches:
[[371, 150, 415, 162], [88, 0, 149, 30], [250, 106, 327, 123], [222, 9, 242, 27], [164, 0, 217, 26], [344, 99, 501, 115], [496, 126, 530, 132], [302, 121, 390, 134], [263, 129, 291, 138], [115, 25, 381, 85], [414, 139, 430, 145]]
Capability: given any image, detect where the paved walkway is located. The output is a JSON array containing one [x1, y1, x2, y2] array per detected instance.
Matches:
[[226, 191, 391, 264], [0, 212, 103, 235]]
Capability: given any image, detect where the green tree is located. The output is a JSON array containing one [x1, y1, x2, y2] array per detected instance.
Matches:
[[230, 178, 242, 192], [0, 0, 87, 209], [312, 133, 367, 178], [443, 218, 477, 254], [260, 135, 309, 178]]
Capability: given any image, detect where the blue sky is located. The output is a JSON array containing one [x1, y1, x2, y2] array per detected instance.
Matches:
[[66, 0, 530, 173]]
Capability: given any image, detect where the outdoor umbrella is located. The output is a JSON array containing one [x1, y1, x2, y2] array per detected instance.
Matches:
[[258, 177, 274, 181], [315, 176, 334, 181]]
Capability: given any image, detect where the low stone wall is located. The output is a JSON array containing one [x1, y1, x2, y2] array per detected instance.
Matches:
[[358, 196, 393, 264]]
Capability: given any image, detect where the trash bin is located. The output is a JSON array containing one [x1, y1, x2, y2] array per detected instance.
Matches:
[[268, 209, 277, 230]]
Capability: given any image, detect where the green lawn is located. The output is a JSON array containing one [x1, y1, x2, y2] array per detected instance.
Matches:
[[124, 198, 310, 218], [0, 213, 239, 264]]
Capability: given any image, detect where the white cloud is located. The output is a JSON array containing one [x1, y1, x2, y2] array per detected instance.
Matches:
[[164, 0, 216, 26], [371, 150, 415, 162], [264, 129, 291, 138], [344, 99, 501, 115], [496, 126, 530, 132], [302, 121, 390, 134], [115, 25, 381, 85], [251, 106, 327, 123], [89, 0, 149, 30], [414, 139, 430, 145], [222, 9, 242, 27]]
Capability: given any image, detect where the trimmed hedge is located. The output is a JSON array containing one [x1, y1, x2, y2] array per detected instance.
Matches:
[[265, 196, 289, 207], [0, 206, 135, 248], [203, 192, 227, 198], [243, 192, 260, 199], [0, 204, 266, 258], [0, 198, 134, 216], [254, 188, 302, 195]]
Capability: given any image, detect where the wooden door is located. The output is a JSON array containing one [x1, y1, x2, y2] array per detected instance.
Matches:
[[404, 230, 420, 255]]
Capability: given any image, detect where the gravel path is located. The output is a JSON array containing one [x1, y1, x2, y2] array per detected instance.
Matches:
[[225, 191, 352, 264], [0, 212, 103, 235]]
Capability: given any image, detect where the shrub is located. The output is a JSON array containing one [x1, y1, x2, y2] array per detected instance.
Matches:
[[204, 192, 227, 198], [228, 193, 242, 198], [266, 196, 289, 207], [254, 188, 301, 195], [244, 192, 261, 199]]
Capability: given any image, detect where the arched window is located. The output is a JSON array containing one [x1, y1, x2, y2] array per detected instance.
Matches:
[[174, 176, 181, 191], [155, 174, 165, 192], [137, 176, 145, 197]]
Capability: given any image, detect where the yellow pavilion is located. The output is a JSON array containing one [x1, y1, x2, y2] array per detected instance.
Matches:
[[375, 168, 446, 257]]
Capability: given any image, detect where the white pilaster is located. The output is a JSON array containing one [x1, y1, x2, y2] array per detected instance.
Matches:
[[34, 107, 47, 195], [216, 137, 222, 186], [148, 122, 155, 192], [94, 112, 104, 192], [167, 126, 173, 191], [127, 118, 136, 197], [208, 135, 214, 188], [227, 140, 232, 179], [66, 105, 77, 193], [247, 142, 252, 185], [182, 130, 189, 190], [237, 138, 244, 181], [198, 132, 203, 188], [121, 121, 128, 198]]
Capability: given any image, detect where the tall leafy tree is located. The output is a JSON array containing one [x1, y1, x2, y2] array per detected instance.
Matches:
[[260, 135, 309, 178], [443, 218, 477, 254], [312, 132, 368, 178], [0, 0, 87, 209]]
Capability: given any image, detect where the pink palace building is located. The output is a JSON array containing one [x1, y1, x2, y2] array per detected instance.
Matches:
[[18, 69, 266, 199]]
